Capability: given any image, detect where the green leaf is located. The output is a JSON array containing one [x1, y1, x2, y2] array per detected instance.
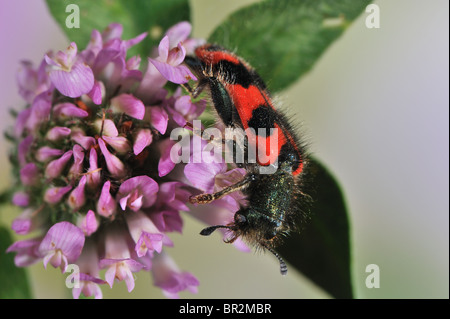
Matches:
[[208, 0, 371, 92], [45, 0, 190, 57], [0, 226, 32, 299], [277, 158, 352, 298]]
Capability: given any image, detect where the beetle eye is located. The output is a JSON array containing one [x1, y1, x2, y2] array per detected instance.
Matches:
[[234, 213, 246, 224]]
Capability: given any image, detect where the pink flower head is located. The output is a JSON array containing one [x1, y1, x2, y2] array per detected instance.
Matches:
[[45, 42, 94, 98], [7, 22, 221, 299], [38, 222, 85, 273], [152, 253, 199, 299]]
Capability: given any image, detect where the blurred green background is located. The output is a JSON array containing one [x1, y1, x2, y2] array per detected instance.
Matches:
[[0, 0, 448, 298]]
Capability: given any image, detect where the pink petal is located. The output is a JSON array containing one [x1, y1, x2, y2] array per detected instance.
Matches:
[[96, 181, 116, 217], [25, 92, 52, 132], [184, 160, 226, 193], [110, 94, 145, 120], [46, 126, 71, 142], [87, 80, 103, 105], [71, 129, 96, 149], [165, 21, 192, 49], [11, 208, 34, 235], [45, 150, 73, 179], [44, 185, 72, 204], [53, 102, 89, 118], [98, 138, 126, 178], [151, 210, 183, 233], [102, 136, 131, 154], [36, 146, 64, 162], [174, 95, 192, 115], [79, 210, 98, 236], [134, 62, 167, 105], [20, 163, 39, 186], [97, 119, 118, 137], [102, 23, 123, 41], [166, 43, 187, 66], [49, 61, 94, 98], [133, 129, 152, 155], [6, 238, 42, 267], [148, 106, 168, 134], [68, 144, 85, 179], [158, 139, 176, 177], [124, 32, 147, 50], [15, 108, 31, 138], [73, 275, 105, 299], [149, 59, 196, 84], [12, 191, 30, 207], [86, 148, 101, 190], [67, 175, 87, 210], [152, 253, 199, 298], [157, 36, 170, 62], [17, 135, 33, 166]]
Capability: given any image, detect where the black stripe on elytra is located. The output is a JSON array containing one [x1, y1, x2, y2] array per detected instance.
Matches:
[[247, 106, 278, 136], [215, 60, 254, 88]]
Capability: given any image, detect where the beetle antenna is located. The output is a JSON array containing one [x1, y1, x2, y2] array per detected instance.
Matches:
[[265, 245, 288, 276]]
